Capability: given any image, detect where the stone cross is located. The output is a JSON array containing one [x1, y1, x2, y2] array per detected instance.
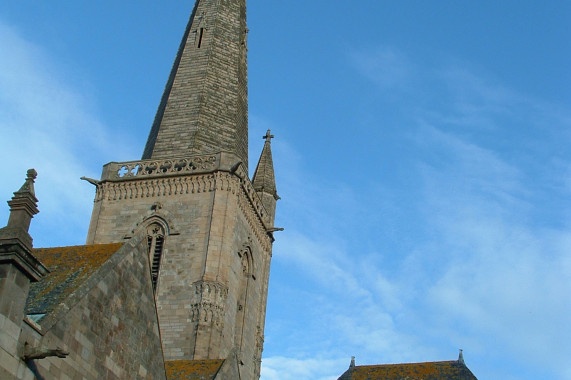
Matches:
[[263, 129, 274, 143]]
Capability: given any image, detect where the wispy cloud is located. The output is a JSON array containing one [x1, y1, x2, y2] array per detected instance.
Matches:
[[349, 47, 414, 91], [0, 21, 134, 246], [415, 124, 571, 378], [262, 46, 571, 379]]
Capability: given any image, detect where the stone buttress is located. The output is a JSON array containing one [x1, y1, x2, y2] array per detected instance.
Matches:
[[85, 1, 278, 379]]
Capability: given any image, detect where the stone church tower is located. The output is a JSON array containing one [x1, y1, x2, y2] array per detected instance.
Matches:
[[84, 0, 278, 378]]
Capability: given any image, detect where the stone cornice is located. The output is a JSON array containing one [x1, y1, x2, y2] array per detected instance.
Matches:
[[95, 174, 217, 202]]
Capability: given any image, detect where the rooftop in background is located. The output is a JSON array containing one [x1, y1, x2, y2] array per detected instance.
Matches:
[[338, 359, 478, 380]]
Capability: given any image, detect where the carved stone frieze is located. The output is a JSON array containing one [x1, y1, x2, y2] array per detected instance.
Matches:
[[190, 281, 228, 327], [213, 171, 240, 194], [95, 175, 216, 201]]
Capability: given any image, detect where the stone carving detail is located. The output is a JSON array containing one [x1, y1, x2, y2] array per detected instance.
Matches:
[[238, 190, 272, 252], [253, 326, 264, 378], [95, 175, 217, 201], [22, 343, 69, 361], [214, 172, 240, 194], [190, 281, 228, 327], [109, 155, 218, 180]]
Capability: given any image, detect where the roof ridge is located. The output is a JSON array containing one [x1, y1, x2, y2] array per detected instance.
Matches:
[[355, 360, 459, 367]]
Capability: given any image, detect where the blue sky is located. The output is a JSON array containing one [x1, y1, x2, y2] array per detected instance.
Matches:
[[1, 1, 570, 379]]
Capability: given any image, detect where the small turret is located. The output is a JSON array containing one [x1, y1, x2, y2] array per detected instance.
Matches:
[[252, 130, 279, 225]]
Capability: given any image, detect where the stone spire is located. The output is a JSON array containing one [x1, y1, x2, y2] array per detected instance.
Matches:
[[142, 0, 249, 170], [252, 129, 278, 224]]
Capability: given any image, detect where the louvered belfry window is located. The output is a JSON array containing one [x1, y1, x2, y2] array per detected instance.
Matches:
[[147, 223, 165, 292]]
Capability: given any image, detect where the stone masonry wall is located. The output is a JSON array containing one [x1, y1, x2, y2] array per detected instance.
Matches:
[[18, 237, 166, 379], [86, 167, 272, 380], [0, 265, 34, 380]]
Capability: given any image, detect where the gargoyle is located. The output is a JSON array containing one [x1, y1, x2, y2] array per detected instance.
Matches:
[[80, 176, 101, 186], [22, 344, 70, 361]]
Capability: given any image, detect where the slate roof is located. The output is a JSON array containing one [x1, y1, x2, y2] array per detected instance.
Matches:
[[338, 360, 478, 380], [165, 360, 225, 380], [25, 244, 123, 316]]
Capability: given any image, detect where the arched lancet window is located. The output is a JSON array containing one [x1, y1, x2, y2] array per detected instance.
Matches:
[[235, 247, 254, 349], [147, 223, 166, 292]]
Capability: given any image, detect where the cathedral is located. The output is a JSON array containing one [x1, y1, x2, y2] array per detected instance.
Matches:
[[0, 1, 477, 379]]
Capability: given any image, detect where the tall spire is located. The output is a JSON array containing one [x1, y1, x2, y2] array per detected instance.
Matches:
[[142, 0, 249, 169]]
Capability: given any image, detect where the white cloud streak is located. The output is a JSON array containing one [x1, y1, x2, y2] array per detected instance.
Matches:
[[262, 46, 571, 379], [0, 21, 135, 247]]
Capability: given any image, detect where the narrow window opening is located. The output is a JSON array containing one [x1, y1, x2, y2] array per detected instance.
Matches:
[[147, 224, 166, 293], [197, 28, 205, 48], [150, 236, 164, 291], [235, 248, 253, 350]]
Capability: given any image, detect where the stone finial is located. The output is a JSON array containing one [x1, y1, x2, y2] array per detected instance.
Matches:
[[350, 356, 356, 368], [6, 169, 39, 233], [0, 169, 47, 282], [458, 349, 465, 364]]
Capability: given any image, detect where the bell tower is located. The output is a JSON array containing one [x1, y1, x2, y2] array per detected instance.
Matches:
[[85, 1, 278, 379]]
